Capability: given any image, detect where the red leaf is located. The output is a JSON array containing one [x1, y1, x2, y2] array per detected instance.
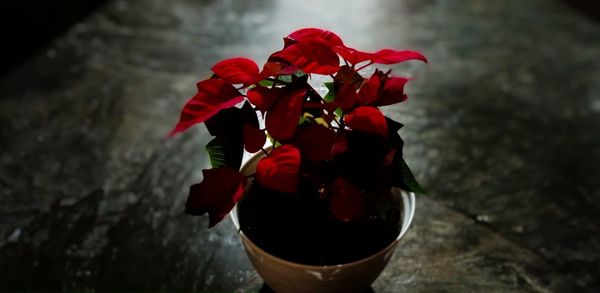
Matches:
[[186, 168, 246, 228], [371, 49, 428, 64], [330, 136, 349, 158], [290, 124, 339, 162], [334, 46, 373, 65], [374, 77, 410, 106], [272, 38, 340, 74], [243, 124, 266, 153], [255, 145, 301, 193], [247, 86, 285, 113], [335, 83, 359, 112], [335, 47, 427, 66], [357, 72, 382, 105], [265, 89, 306, 141], [169, 79, 243, 136], [257, 62, 298, 80], [330, 177, 365, 222], [344, 106, 388, 137], [211, 57, 259, 85], [288, 28, 344, 47]]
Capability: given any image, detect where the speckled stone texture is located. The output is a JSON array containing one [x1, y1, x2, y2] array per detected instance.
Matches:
[[1, 0, 599, 292]]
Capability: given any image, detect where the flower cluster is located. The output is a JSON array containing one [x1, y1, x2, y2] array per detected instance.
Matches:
[[171, 28, 426, 228]]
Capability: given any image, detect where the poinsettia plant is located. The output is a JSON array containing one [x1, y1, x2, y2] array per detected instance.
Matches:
[[170, 28, 426, 228]]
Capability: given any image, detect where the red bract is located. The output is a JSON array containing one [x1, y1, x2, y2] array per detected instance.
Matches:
[[255, 145, 301, 193], [185, 168, 246, 228], [371, 49, 428, 64], [288, 28, 344, 47], [332, 69, 410, 113], [243, 124, 266, 153], [258, 62, 298, 80], [169, 79, 243, 136], [330, 137, 349, 158], [265, 88, 306, 141], [330, 177, 365, 222], [334, 46, 373, 65], [335, 83, 360, 112], [358, 72, 383, 105], [246, 86, 285, 113], [211, 57, 259, 86], [356, 71, 410, 107], [272, 38, 340, 74], [335, 46, 428, 66], [344, 106, 388, 137], [375, 77, 409, 106], [289, 124, 340, 162]]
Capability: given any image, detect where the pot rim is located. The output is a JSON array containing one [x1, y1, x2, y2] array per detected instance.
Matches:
[[229, 149, 416, 269]]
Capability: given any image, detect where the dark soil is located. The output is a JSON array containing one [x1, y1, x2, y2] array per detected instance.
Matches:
[[238, 180, 402, 266]]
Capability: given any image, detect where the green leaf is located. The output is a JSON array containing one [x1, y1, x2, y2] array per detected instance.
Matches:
[[206, 138, 226, 168], [258, 80, 274, 87], [294, 71, 307, 78], [205, 136, 243, 169], [323, 82, 343, 118], [334, 107, 344, 118], [299, 112, 316, 125], [203, 102, 255, 170], [278, 75, 293, 83], [323, 82, 335, 103], [399, 158, 427, 194]]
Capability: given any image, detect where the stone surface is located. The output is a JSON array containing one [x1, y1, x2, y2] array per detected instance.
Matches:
[[1, 0, 599, 291]]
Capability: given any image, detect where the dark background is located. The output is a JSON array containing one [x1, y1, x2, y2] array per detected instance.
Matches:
[[1, 1, 598, 77], [0, 0, 108, 77]]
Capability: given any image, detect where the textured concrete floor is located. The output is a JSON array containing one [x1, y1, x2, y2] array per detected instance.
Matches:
[[1, 0, 599, 291]]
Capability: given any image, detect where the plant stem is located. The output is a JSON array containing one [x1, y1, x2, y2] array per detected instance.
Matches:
[[356, 62, 373, 72], [261, 148, 271, 157]]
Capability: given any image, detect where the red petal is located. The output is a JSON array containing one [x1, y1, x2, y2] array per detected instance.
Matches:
[[265, 89, 306, 141], [334, 46, 373, 65], [371, 49, 427, 64], [288, 28, 344, 47], [330, 136, 349, 158], [255, 145, 301, 193], [243, 124, 266, 153], [257, 62, 298, 80], [289, 124, 339, 162], [185, 168, 246, 228], [330, 177, 365, 222], [335, 83, 359, 112], [344, 106, 388, 137], [357, 72, 382, 105], [374, 77, 409, 106], [272, 38, 340, 74], [169, 79, 243, 136], [247, 86, 285, 113], [211, 57, 259, 85]]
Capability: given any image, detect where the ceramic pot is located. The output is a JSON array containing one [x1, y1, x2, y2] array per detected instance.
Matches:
[[230, 151, 416, 293]]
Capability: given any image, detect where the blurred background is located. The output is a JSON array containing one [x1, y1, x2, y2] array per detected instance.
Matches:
[[0, 0, 599, 291]]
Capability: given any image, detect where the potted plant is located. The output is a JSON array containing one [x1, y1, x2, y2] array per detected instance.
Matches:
[[170, 28, 427, 293]]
